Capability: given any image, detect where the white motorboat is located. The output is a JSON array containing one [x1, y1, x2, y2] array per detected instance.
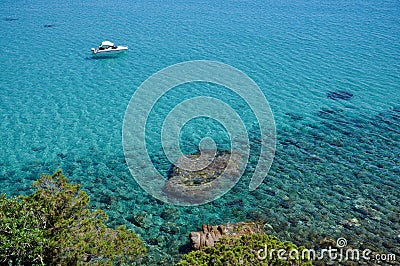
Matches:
[[91, 41, 128, 55]]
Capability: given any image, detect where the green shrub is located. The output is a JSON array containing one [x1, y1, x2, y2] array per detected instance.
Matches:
[[0, 194, 47, 265], [178, 233, 312, 266], [0, 169, 146, 265]]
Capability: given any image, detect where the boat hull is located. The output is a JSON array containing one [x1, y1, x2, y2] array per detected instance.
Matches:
[[91, 46, 128, 56]]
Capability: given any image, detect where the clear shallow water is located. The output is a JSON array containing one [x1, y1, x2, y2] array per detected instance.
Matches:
[[1, 0, 399, 264]]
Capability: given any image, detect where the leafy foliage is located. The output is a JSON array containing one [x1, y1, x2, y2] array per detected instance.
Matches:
[[178, 233, 312, 266], [0, 170, 146, 265], [0, 194, 47, 265]]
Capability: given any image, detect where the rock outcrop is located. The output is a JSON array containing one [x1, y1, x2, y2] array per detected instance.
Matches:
[[189, 221, 265, 250]]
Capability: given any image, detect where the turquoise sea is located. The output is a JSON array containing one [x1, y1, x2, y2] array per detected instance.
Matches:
[[1, 0, 399, 264]]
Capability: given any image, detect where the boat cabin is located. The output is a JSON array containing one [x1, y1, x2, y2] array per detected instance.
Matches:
[[98, 41, 117, 50]]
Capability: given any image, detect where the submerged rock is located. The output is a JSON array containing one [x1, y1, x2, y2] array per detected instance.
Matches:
[[160, 222, 179, 234], [189, 221, 265, 250], [3, 17, 18, 21], [285, 112, 304, 121], [224, 199, 244, 207], [99, 195, 113, 205], [127, 213, 152, 229], [160, 207, 179, 221], [382, 241, 395, 249], [146, 238, 159, 245], [327, 90, 353, 100], [162, 150, 244, 205], [318, 237, 337, 249], [57, 152, 67, 159], [340, 217, 360, 229], [31, 144, 47, 152], [317, 107, 344, 120]]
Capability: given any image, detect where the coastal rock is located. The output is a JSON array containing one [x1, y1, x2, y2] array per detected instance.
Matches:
[[163, 150, 244, 205], [327, 90, 353, 100], [189, 221, 265, 250], [318, 237, 337, 249], [340, 218, 360, 229]]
